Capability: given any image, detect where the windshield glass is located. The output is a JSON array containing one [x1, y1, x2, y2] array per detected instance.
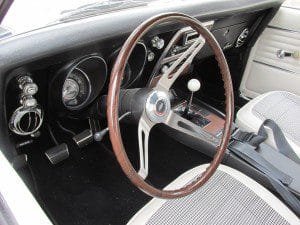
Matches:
[[1, 0, 173, 36]]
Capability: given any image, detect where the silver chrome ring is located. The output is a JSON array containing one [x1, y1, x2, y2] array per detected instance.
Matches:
[[145, 90, 170, 123], [9, 105, 43, 136]]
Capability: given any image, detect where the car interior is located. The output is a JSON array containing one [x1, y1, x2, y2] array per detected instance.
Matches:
[[0, 0, 300, 224]]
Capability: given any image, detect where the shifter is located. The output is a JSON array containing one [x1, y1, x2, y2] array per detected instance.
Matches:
[[184, 79, 201, 116]]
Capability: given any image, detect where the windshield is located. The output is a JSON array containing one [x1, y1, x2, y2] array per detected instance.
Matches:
[[1, 0, 172, 36]]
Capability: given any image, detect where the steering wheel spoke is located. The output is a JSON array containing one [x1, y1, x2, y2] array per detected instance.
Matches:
[[138, 113, 155, 179], [156, 36, 205, 91]]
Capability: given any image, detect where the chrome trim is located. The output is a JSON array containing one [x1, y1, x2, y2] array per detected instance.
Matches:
[[235, 28, 249, 48], [9, 76, 43, 136], [127, 42, 148, 86], [137, 114, 154, 179], [276, 49, 293, 59], [282, 5, 300, 11], [156, 36, 205, 91], [267, 25, 300, 34], [182, 20, 214, 46], [239, 92, 252, 101], [148, 20, 214, 86], [62, 55, 107, 110], [145, 90, 171, 123], [253, 60, 296, 74], [9, 105, 43, 136]]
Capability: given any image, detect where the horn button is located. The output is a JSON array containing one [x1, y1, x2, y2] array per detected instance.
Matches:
[[145, 91, 170, 123]]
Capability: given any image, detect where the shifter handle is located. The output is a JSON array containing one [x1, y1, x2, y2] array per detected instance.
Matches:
[[187, 79, 201, 92], [184, 79, 201, 116]]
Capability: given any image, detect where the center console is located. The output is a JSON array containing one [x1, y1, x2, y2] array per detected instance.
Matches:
[[173, 100, 225, 139], [159, 76, 227, 157]]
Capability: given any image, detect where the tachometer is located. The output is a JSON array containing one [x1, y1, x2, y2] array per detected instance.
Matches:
[[111, 42, 147, 88]]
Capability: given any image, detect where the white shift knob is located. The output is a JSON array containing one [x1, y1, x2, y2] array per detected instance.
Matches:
[[187, 79, 201, 92]]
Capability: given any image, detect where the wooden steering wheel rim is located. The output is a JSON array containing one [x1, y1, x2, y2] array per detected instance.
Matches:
[[107, 12, 234, 198]]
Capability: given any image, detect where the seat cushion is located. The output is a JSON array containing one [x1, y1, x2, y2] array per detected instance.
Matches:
[[236, 91, 300, 157], [127, 164, 299, 225]]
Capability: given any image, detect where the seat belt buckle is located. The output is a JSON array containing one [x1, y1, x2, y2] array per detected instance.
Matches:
[[243, 133, 256, 142], [231, 129, 256, 143]]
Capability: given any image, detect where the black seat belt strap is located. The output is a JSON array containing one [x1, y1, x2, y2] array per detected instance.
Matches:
[[229, 141, 292, 185], [229, 141, 300, 215], [266, 173, 300, 216]]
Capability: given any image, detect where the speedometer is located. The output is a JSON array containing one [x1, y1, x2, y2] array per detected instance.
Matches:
[[50, 55, 107, 115], [62, 68, 91, 109], [62, 78, 80, 101]]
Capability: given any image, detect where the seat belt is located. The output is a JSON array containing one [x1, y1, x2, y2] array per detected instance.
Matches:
[[233, 119, 300, 164], [255, 119, 300, 164], [229, 141, 300, 215], [229, 141, 292, 185]]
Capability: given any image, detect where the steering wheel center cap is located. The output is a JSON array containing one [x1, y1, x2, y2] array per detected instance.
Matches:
[[145, 90, 171, 123]]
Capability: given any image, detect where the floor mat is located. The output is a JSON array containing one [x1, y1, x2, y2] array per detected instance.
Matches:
[[27, 125, 210, 225]]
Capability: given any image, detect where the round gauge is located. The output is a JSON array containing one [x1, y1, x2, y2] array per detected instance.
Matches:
[[62, 68, 91, 109], [112, 42, 147, 88], [50, 55, 107, 115], [63, 78, 80, 100]]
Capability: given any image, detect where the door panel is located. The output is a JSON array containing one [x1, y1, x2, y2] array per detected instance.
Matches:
[[240, 3, 300, 99]]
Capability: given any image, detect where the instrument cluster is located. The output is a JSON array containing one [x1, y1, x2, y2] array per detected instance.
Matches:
[[49, 42, 148, 117]]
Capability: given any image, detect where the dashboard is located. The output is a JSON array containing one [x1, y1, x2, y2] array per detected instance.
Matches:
[[0, 0, 284, 161], [7, 17, 248, 121]]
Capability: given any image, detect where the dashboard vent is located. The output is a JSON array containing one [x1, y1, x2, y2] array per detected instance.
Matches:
[[235, 28, 249, 48], [9, 76, 43, 136]]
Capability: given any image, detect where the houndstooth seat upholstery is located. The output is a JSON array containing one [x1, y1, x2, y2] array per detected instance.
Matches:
[[127, 164, 299, 225], [236, 91, 300, 158]]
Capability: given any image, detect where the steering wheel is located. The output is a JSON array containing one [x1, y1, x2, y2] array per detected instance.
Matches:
[[107, 13, 234, 198]]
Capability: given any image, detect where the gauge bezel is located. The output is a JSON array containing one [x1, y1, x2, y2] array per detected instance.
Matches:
[[126, 42, 147, 87], [110, 42, 147, 88], [49, 54, 107, 116]]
